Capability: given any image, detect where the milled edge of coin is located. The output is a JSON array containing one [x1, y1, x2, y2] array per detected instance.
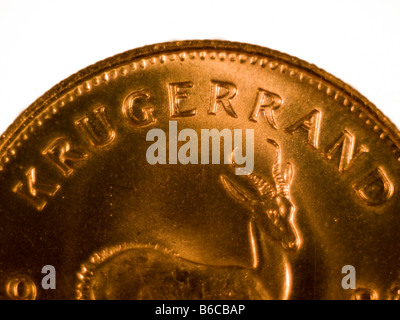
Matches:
[[1, 40, 399, 170]]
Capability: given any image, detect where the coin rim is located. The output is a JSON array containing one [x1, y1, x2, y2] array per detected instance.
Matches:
[[1, 40, 399, 162]]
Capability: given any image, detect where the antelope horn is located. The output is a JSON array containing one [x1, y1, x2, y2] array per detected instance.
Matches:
[[267, 139, 289, 196], [230, 148, 276, 200], [247, 172, 276, 199]]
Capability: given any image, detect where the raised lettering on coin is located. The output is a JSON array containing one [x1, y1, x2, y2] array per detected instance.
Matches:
[[324, 130, 369, 173], [353, 167, 394, 206], [285, 109, 321, 148], [168, 82, 196, 117], [122, 90, 156, 127], [75, 106, 115, 147], [12, 167, 60, 211], [42, 137, 88, 177], [0, 41, 399, 300], [249, 88, 282, 129], [208, 80, 238, 118]]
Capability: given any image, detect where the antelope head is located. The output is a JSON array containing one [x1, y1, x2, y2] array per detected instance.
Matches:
[[220, 139, 300, 251]]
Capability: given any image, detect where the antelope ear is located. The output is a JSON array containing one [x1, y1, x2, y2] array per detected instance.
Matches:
[[284, 162, 294, 185], [220, 174, 255, 204]]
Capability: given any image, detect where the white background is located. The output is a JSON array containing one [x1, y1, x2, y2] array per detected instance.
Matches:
[[0, 0, 399, 135]]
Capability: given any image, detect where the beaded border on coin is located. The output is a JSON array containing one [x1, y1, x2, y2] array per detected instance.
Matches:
[[1, 41, 399, 172]]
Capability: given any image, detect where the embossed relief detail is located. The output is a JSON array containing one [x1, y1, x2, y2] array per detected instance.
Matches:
[[122, 90, 156, 127], [76, 139, 298, 300], [324, 130, 369, 173], [11, 89, 395, 211], [249, 89, 282, 129], [42, 137, 88, 177], [168, 82, 196, 117], [208, 81, 238, 118], [76, 243, 271, 300], [12, 167, 60, 211], [220, 139, 299, 252], [1, 48, 400, 171], [75, 106, 116, 147], [353, 167, 394, 206], [350, 287, 378, 300], [5, 275, 37, 300], [285, 109, 321, 149]]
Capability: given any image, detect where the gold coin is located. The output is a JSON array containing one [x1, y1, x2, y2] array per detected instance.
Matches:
[[0, 40, 399, 300]]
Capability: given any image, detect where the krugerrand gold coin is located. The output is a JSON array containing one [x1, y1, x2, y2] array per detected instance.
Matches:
[[0, 40, 399, 300]]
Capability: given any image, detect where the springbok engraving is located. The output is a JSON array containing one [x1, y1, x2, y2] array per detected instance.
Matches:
[[76, 140, 300, 300], [220, 139, 299, 254]]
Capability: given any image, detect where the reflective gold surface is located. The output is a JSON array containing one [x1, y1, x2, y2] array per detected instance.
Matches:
[[0, 40, 399, 300]]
